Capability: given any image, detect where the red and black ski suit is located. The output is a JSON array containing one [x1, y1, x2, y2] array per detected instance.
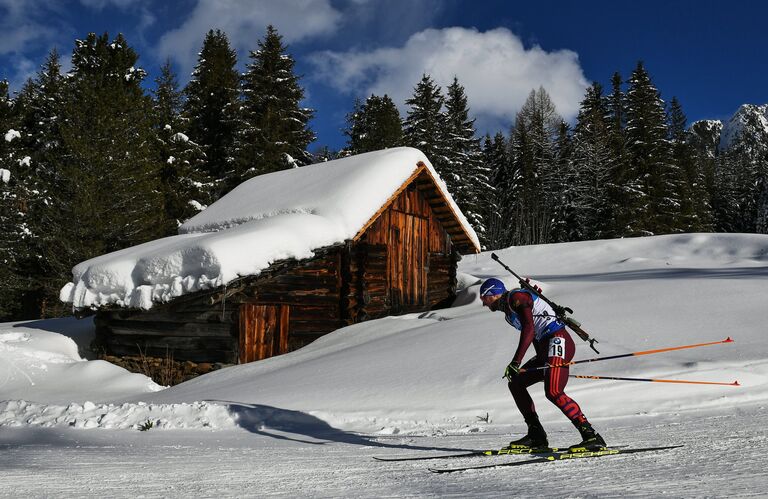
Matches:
[[496, 290, 589, 427]]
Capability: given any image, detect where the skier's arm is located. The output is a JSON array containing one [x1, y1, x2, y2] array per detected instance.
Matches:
[[510, 291, 535, 364]]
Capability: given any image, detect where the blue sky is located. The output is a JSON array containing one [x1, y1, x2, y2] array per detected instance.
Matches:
[[1, 0, 766, 151]]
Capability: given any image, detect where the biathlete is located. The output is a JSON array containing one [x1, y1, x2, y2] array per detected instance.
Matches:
[[480, 277, 606, 451]]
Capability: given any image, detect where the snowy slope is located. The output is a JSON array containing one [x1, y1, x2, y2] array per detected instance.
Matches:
[[3, 233, 767, 496], [5, 233, 766, 430], [135, 233, 766, 428], [0, 318, 161, 406]]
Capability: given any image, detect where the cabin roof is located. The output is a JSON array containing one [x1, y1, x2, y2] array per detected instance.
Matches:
[[60, 148, 479, 311]]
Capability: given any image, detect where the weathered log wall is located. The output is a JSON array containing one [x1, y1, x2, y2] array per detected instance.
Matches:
[[347, 242, 389, 322], [95, 247, 347, 363]]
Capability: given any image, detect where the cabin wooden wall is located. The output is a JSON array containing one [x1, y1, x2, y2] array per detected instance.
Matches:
[[94, 247, 347, 363], [347, 242, 389, 322], [356, 183, 456, 314], [94, 297, 238, 363]]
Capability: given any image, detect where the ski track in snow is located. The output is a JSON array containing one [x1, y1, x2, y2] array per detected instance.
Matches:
[[0, 404, 765, 497]]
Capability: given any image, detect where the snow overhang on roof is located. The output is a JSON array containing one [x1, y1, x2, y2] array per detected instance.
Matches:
[[60, 147, 480, 310]]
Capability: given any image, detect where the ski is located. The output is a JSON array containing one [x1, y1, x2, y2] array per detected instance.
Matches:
[[373, 447, 564, 462], [428, 444, 683, 473]]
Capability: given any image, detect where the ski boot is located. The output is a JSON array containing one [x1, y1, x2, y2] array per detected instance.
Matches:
[[503, 417, 549, 451], [569, 423, 607, 452]]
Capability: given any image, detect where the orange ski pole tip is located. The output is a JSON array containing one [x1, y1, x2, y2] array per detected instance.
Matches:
[[732, 381, 741, 386], [724, 337, 734, 342]]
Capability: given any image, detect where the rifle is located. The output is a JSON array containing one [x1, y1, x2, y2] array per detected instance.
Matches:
[[490, 253, 600, 354]]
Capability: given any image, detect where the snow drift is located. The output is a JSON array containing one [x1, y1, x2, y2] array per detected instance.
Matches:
[[6, 233, 767, 434]]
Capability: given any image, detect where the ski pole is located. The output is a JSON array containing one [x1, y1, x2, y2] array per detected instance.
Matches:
[[490, 252, 601, 353], [519, 337, 734, 374], [570, 374, 740, 387]]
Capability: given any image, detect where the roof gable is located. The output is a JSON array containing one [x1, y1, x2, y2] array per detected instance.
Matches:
[[352, 162, 479, 254]]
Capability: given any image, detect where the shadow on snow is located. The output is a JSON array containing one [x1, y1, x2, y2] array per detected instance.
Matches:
[[213, 401, 473, 453]]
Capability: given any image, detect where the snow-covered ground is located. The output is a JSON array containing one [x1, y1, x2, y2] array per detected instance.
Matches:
[[2, 233, 767, 497]]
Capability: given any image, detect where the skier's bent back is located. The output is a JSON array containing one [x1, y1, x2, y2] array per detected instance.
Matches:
[[480, 277, 606, 451]]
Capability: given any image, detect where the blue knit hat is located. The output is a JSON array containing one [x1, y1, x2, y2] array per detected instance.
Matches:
[[480, 278, 506, 297]]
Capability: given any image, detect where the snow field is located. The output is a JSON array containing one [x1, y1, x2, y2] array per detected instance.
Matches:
[[1, 233, 767, 496]]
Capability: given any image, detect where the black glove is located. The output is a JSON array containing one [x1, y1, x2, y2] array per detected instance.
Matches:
[[503, 360, 521, 381]]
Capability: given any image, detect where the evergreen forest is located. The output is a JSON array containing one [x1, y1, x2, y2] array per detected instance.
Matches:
[[1, 28, 766, 321]]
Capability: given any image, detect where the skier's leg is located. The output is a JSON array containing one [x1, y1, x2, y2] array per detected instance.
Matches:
[[543, 331, 606, 450], [506, 359, 548, 448], [543, 331, 588, 424]]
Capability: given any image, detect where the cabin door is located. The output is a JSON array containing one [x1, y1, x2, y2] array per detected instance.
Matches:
[[238, 304, 290, 363], [389, 212, 428, 312]]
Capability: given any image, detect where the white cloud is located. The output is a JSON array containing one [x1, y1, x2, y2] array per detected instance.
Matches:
[[0, 0, 58, 55], [157, 0, 342, 77], [309, 27, 590, 129]]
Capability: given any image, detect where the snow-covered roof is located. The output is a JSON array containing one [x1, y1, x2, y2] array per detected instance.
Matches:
[[61, 147, 480, 311]]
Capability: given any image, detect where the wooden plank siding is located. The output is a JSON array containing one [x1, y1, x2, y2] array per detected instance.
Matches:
[[239, 304, 290, 363], [357, 183, 453, 314]]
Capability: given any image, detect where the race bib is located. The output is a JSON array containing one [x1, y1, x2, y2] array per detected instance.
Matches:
[[548, 336, 565, 359]]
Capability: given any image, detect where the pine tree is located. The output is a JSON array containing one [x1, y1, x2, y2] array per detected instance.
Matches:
[[507, 87, 562, 246], [549, 120, 575, 243], [0, 79, 28, 319], [443, 77, 491, 246], [604, 72, 628, 237], [714, 131, 768, 232], [183, 29, 240, 195], [45, 33, 164, 303], [238, 25, 315, 184], [11, 50, 69, 317], [483, 132, 511, 249], [623, 62, 678, 235], [152, 60, 212, 233], [668, 97, 712, 232], [404, 74, 449, 172], [343, 93, 402, 154], [571, 82, 614, 240], [711, 151, 744, 232], [756, 175, 768, 234]]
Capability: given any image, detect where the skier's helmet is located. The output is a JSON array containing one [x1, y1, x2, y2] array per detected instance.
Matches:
[[480, 278, 506, 297]]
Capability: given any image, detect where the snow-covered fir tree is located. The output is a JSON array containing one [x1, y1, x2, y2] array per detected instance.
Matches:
[[10, 49, 69, 316], [343, 94, 403, 155], [622, 62, 678, 235], [237, 25, 315, 183], [506, 87, 562, 246], [44, 33, 164, 308], [548, 120, 576, 243], [482, 132, 510, 249], [404, 74, 449, 173], [0, 79, 28, 319], [183, 29, 240, 196], [604, 72, 629, 237], [669, 97, 713, 232], [570, 82, 614, 240], [443, 78, 491, 246], [152, 60, 212, 233]]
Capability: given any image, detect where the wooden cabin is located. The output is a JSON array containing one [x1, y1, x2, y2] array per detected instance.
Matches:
[[78, 149, 480, 364]]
